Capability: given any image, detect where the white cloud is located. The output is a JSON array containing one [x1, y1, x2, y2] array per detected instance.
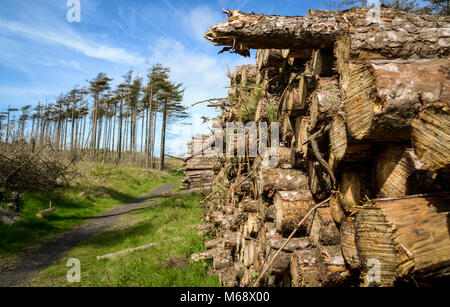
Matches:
[[182, 6, 223, 42], [0, 20, 145, 66]]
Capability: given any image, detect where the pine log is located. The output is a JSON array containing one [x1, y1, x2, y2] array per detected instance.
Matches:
[[337, 169, 364, 213], [411, 103, 450, 172], [274, 190, 314, 234], [340, 217, 361, 270], [329, 114, 373, 169], [283, 75, 312, 116], [285, 86, 304, 116], [206, 8, 449, 58], [185, 157, 218, 170], [214, 248, 233, 270], [316, 244, 351, 286], [257, 168, 309, 198], [281, 113, 294, 144], [246, 213, 261, 238], [240, 64, 258, 84], [266, 235, 311, 253], [329, 191, 345, 225], [222, 232, 238, 250], [238, 199, 258, 213], [234, 176, 254, 197], [281, 49, 314, 59], [355, 193, 450, 286], [309, 77, 340, 131], [290, 145, 304, 169], [266, 248, 291, 276], [191, 248, 218, 262], [205, 237, 223, 250], [307, 206, 340, 246], [256, 49, 285, 70], [307, 160, 327, 198], [374, 144, 435, 198], [217, 266, 240, 287], [277, 146, 292, 168], [290, 248, 322, 287], [294, 116, 310, 159], [343, 59, 450, 141], [243, 239, 256, 267]]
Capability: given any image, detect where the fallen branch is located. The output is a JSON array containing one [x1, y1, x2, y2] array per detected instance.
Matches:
[[192, 98, 227, 107], [97, 242, 157, 260], [36, 202, 55, 218], [253, 197, 331, 287], [164, 154, 184, 160]]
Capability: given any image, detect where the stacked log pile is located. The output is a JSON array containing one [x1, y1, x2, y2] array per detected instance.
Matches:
[[182, 135, 218, 190], [191, 7, 450, 287]]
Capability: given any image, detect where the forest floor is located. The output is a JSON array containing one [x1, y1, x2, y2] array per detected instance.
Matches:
[[0, 162, 219, 287]]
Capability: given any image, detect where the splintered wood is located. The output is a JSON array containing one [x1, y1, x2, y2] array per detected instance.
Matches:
[[189, 6, 450, 287]]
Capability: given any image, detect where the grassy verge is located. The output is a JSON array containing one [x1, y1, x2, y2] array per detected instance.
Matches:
[[0, 163, 181, 266], [27, 193, 221, 287]]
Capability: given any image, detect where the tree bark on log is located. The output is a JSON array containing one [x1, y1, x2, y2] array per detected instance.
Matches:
[[343, 59, 450, 141], [257, 168, 309, 198], [411, 102, 450, 172], [206, 8, 449, 58], [355, 193, 450, 286]]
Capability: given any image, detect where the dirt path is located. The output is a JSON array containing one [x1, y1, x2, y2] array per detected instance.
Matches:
[[0, 181, 180, 287]]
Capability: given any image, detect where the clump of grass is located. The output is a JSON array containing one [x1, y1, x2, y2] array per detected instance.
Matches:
[[267, 100, 279, 123], [0, 163, 180, 265], [237, 83, 263, 122], [28, 193, 221, 287]]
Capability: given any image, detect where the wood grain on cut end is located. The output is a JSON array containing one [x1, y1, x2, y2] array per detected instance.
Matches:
[[355, 193, 450, 286], [412, 102, 450, 172], [344, 59, 450, 141], [274, 190, 313, 233]]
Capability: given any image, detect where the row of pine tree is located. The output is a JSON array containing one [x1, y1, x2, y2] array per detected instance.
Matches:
[[0, 64, 188, 170]]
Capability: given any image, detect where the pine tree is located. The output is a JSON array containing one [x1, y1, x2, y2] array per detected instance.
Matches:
[[88, 73, 112, 158], [157, 78, 188, 171]]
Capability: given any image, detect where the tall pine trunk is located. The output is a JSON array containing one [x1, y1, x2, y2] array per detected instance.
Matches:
[[159, 99, 167, 171]]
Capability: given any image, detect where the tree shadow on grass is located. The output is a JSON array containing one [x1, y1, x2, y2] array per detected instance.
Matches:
[[78, 217, 158, 251]]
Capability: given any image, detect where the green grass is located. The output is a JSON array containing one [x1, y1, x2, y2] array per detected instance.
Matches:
[[27, 193, 221, 287], [0, 163, 181, 265]]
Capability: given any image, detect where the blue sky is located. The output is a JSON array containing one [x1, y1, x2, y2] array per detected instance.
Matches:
[[0, 0, 329, 156]]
